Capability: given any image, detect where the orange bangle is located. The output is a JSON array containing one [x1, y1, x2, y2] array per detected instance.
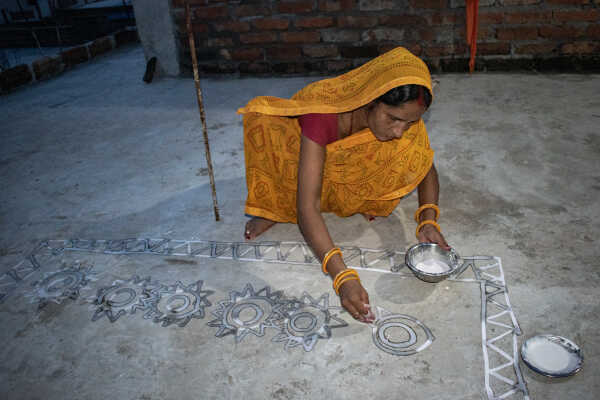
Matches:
[[332, 268, 355, 287], [416, 220, 441, 239], [414, 203, 440, 223], [333, 269, 359, 294], [334, 275, 360, 295], [322, 247, 342, 275]]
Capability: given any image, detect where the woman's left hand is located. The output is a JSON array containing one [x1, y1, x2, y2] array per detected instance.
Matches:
[[417, 224, 451, 250]]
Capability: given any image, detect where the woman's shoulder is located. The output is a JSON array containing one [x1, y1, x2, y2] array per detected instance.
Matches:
[[298, 113, 338, 146]]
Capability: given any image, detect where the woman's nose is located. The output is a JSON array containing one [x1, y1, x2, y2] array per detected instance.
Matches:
[[394, 123, 409, 137]]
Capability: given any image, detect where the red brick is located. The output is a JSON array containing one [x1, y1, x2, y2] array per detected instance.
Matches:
[[423, 44, 466, 57], [194, 6, 227, 19], [428, 13, 461, 25], [319, 0, 354, 11], [478, 12, 503, 25], [321, 29, 360, 42], [545, 0, 590, 4], [362, 28, 404, 42], [477, 27, 496, 41], [587, 24, 600, 37], [553, 10, 600, 22], [252, 18, 290, 30], [499, 0, 540, 4], [61, 46, 89, 67], [404, 43, 423, 56], [239, 32, 278, 44], [239, 62, 270, 74], [302, 44, 339, 58], [213, 21, 250, 32], [409, 0, 445, 8], [234, 5, 271, 17], [433, 26, 460, 42], [206, 37, 233, 47], [281, 31, 321, 43], [296, 17, 334, 28], [477, 42, 510, 55], [231, 48, 264, 61], [539, 25, 584, 39], [326, 60, 353, 72], [199, 62, 236, 74], [497, 27, 538, 41], [32, 56, 63, 81], [337, 16, 378, 28], [189, 23, 209, 33], [358, 0, 396, 10], [504, 11, 551, 24], [378, 44, 398, 54], [172, 0, 206, 8], [88, 36, 113, 58], [340, 45, 379, 58], [560, 41, 599, 54], [418, 29, 435, 42], [267, 46, 302, 60], [379, 15, 428, 26], [278, 1, 314, 14], [514, 43, 558, 54]]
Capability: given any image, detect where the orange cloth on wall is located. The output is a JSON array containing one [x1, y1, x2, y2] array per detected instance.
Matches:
[[238, 47, 435, 223], [466, 0, 479, 73]]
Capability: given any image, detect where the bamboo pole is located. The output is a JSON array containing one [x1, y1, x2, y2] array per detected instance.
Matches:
[[185, 2, 220, 221]]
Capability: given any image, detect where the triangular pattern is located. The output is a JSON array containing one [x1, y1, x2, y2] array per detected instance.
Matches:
[[3, 239, 529, 399]]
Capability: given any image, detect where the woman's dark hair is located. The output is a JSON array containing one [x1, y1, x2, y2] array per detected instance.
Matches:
[[376, 84, 432, 108]]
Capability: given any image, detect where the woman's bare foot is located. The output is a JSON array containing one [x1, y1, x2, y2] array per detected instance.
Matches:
[[244, 217, 277, 240], [361, 213, 376, 222]]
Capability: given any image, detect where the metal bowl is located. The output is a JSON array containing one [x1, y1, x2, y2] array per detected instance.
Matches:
[[405, 243, 461, 283]]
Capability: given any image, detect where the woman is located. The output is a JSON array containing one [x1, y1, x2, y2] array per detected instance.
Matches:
[[237, 47, 450, 321]]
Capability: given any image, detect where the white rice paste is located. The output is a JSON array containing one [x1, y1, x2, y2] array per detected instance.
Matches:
[[415, 259, 450, 274], [527, 340, 571, 372]]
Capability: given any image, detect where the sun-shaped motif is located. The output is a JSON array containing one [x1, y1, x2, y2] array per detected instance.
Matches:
[[208, 283, 286, 343], [272, 292, 348, 352], [91, 275, 159, 323], [145, 280, 213, 327], [26, 263, 98, 308]]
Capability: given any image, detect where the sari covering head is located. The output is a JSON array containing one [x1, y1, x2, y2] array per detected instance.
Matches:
[[238, 47, 434, 223]]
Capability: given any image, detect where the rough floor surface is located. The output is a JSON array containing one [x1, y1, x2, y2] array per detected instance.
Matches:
[[1, 45, 598, 400]]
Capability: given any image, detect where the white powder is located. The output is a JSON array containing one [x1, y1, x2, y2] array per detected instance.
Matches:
[[415, 259, 450, 274], [527, 340, 572, 372]]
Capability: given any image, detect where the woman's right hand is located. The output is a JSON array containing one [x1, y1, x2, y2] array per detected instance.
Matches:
[[338, 279, 371, 322]]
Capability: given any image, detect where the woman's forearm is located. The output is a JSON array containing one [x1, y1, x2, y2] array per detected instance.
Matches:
[[417, 164, 440, 222], [297, 203, 346, 278]]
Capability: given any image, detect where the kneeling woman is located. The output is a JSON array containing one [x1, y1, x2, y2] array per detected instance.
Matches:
[[238, 47, 450, 321]]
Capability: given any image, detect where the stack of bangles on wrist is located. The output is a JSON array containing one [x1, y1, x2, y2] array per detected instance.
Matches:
[[321, 247, 361, 295], [332, 269, 360, 295], [414, 203, 441, 239]]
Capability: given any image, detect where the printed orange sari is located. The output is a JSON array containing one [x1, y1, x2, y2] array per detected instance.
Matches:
[[238, 47, 434, 223]]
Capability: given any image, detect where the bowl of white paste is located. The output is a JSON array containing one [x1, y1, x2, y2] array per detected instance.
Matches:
[[405, 243, 461, 283]]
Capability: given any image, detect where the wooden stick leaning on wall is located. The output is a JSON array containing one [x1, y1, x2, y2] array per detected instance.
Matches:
[[185, 2, 220, 221]]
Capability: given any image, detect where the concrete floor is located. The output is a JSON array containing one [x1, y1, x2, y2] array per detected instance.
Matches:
[[0, 44, 598, 399]]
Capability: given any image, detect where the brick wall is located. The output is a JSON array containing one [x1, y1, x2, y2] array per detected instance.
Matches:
[[171, 0, 600, 75]]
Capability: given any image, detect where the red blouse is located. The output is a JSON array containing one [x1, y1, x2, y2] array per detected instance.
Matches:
[[298, 113, 338, 146]]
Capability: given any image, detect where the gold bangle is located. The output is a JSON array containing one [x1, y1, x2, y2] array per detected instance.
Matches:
[[414, 203, 440, 223], [334, 275, 360, 295], [416, 220, 441, 239], [333, 269, 358, 291], [332, 268, 356, 288], [322, 247, 342, 275]]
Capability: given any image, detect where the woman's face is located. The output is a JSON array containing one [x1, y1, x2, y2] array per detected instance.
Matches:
[[367, 100, 426, 141]]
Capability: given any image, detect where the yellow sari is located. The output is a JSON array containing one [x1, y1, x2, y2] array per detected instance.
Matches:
[[238, 47, 434, 224]]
